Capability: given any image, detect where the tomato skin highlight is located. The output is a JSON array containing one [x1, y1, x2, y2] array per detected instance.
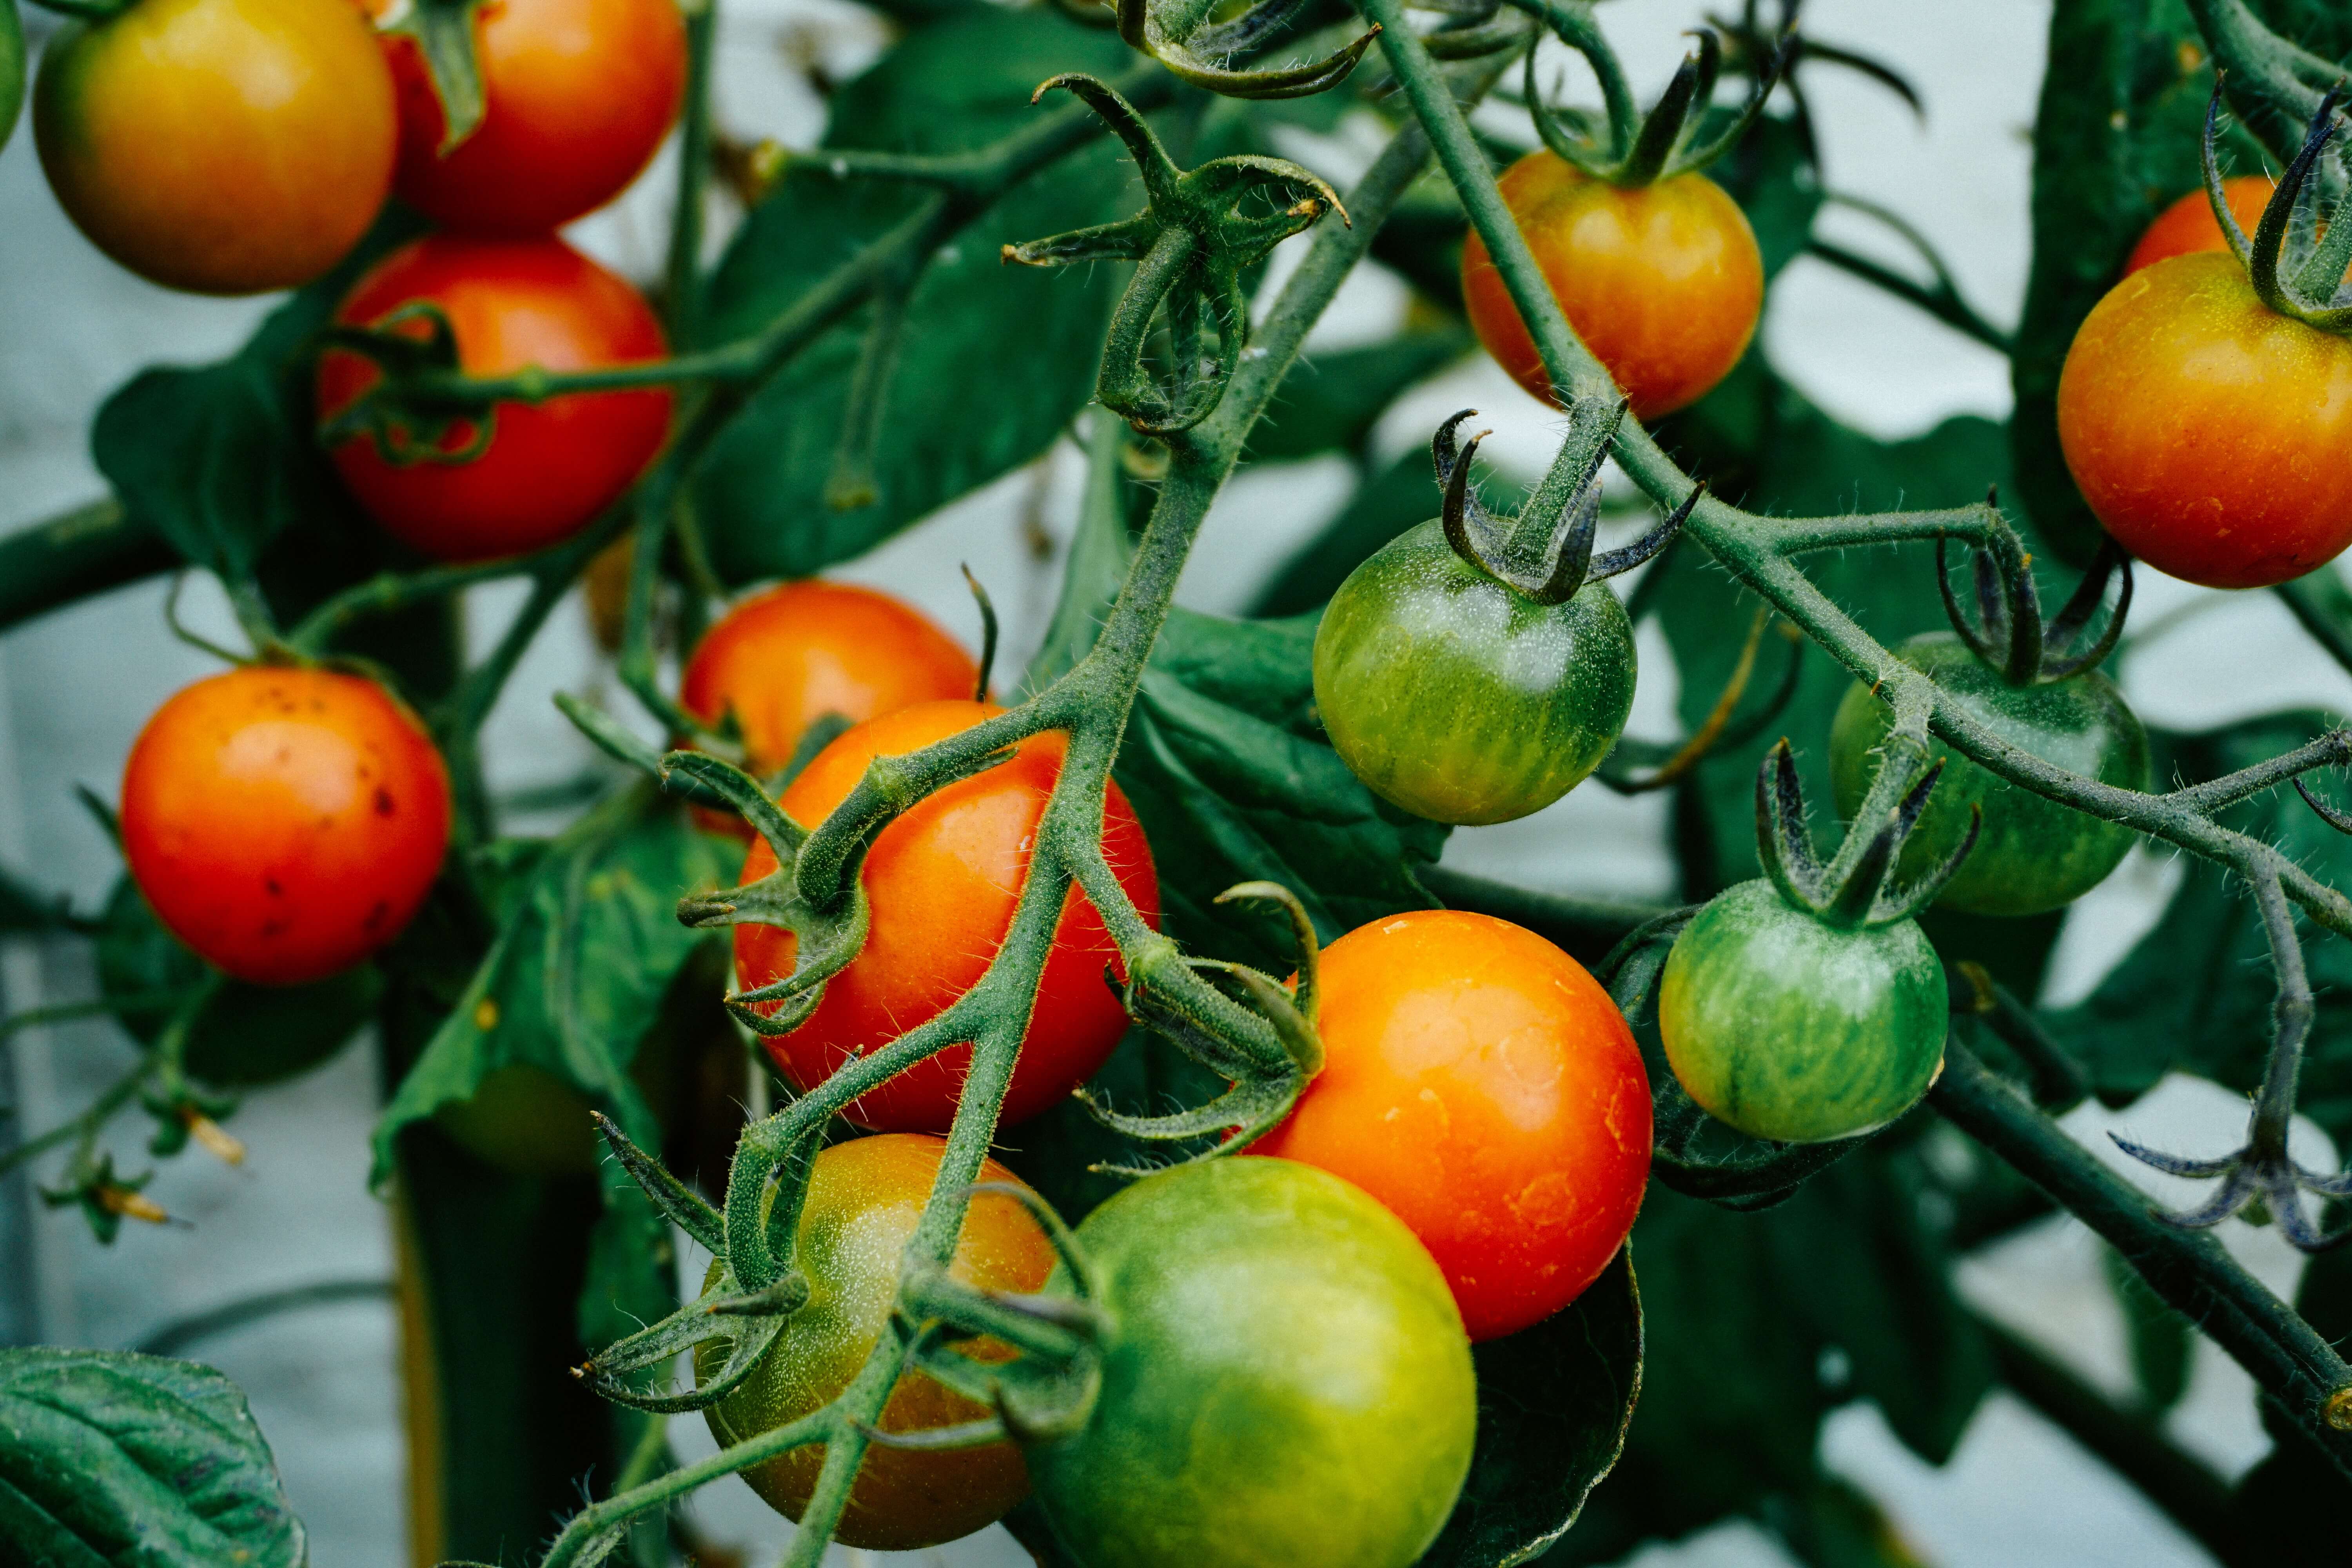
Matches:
[[1462, 153, 1762, 420], [1313, 519, 1635, 825], [681, 579, 978, 814], [2126, 176, 2277, 275], [2057, 252, 2352, 590], [1829, 633, 2147, 917], [1253, 909, 1649, 1340], [1030, 1157, 1477, 1568], [697, 1134, 1056, 1550], [370, 0, 684, 234], [734, 701, 1159, 1132], [1658, 881, 1945, 1144], [120, 666, 452, 986], [317, 234, 672, 563], [33, 0, 395, 294]]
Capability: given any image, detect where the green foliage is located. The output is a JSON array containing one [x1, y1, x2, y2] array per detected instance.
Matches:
[[690, 7, 1139, 583], [0, 0, 22, 158], [0, 1348, 304, 1568]]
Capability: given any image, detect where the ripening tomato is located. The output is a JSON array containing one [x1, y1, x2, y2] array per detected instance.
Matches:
[[735, 701, 1158, 1132], [317, 234, 672, 563], [120, 666, 451, 986], [367, 0, 684, 234], [1462, 152, 1762, 420], [698, 1135, 1056, 1550], [682, 580, 979, 782], [2058, 252, 2352, 588], [1252, 909, 1649, 1340], [2126, 176, 2277, 274], [33, 0, 394, 294]]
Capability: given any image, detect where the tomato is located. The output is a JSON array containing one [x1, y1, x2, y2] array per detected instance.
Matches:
[[1829, 633, 2147, 917], [317, 234, 672, 563], [697, 1134, 1055, 1550], [368, 0, 684, 234], [682, 579, 978, 782], [2126, 176, 2276, 275], [1658, 880, 1945, 1143], [120, 666, 451, 986], [1252, 909, 1648, 1340], [2058, 252, 2352, 589], [735, 701, 1158, 1132], [1313, 519, 1634, 825], [32, 0, 394, 294], [1461, 152, 1762, 420], [1029, 1156, 1476, 1568]]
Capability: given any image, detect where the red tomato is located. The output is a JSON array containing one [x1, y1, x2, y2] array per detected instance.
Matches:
[[33, 0, 395, 295], [682, 579, 978, 784], [121, 666, 452, 985], [317, 233, 671, 562], [1462, 151, 1762, 420], [2125, 176, 2277, 275], [2058, 252, 2352, 589], [369, 0, 684, 234], [1252, 909, 1650, 1341], [735, 701, 1158, 1132]]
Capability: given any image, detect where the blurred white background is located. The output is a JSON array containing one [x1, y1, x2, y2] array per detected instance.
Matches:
[[4, 0, 2348, 1564]]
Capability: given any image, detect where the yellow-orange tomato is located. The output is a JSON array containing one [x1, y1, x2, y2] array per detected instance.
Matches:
[[33, 0, 395, 294], [1462, 152, 1762, 420], [1252, 909, 1650, 1341], [120, 666, 451, 985], [2126, 176, 2277, 275], [699, 1134, 1055, 1550], [735, 701, 1158, 1132], [2058, 252, 2352, 589], [682, 580, 978, 782]]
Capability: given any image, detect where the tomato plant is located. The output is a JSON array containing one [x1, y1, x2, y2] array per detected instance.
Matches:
[[1022, 1156, 1477, 1568], [32, 0, 394, 294], [681, 580, 980, 785], [316, 233, 673, 562], [735, 699, 1158, 1132], [1254, 909, 1649, 1340], [119, 665, 451, 986], [368, 0, 685, 234], [2, 0, 25, 154], [698, 1134, 1054, 1549]]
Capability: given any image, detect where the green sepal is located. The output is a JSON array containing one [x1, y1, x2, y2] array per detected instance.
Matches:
[[374, 0, 492, 153], [313, 308, 497, 467]]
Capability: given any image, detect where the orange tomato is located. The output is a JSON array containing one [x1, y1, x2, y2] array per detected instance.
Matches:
[[700, 1134, 1054, 1549], [1462, 152, 1762, 420], [735, 701, 1158, 1132], [2058, 252, 2352, 589], [1252, 909, 1651, 1341], [682, 579, 978, 789], [370, 0, 684, 234], [2126, 176, 2276, 275], [120, 666, 451, 985], [33, 0, 395, 294], [317, 233, 672, 562]]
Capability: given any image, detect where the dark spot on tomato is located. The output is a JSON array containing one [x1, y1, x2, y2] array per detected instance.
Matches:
[[364, 899, 390, 930], [375, 787, 396, 816], [265, 878, 283, 897]]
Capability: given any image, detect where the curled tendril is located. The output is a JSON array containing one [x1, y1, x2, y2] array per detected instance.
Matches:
[[1114, 0, 1380, 99], [1003, 75, 1345, 434]]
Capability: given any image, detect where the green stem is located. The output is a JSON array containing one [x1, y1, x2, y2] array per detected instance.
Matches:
[[666, 0, 718, 349], [1931, 1043, 2352, 1475], [0, 499, 178, 638]]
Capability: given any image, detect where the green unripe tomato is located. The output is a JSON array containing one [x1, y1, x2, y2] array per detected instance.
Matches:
[[1030, 1156, 1477, 1568], [1828, 632, 2148, 916], [1312, 519, 1636, 826], [1657, 880, 1947, 1143]]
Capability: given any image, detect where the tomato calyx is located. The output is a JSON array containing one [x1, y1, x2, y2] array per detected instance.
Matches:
[[1757, 737, 1978, 930], [315, 305, 498, 468], [1935, 534, 2134, 688], [1524, 21, 1791, 188], [2200, 82, 2352, 332], [1432, 404, 1696, 605], [1003, 74, 1345, 434], [1079, 881, 1326, 1172], [370, 0, 491, 154], [1100, 0, 1379, 101]]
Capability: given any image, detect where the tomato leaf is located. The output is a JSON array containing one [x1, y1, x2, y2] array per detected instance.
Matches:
[[0, 1348, 305, 1568], [89, 208, 425, 582], [1114, 608, 1448, 970], [690, 7, 1140, 582], [1417, 1249, 1642, 1568]]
